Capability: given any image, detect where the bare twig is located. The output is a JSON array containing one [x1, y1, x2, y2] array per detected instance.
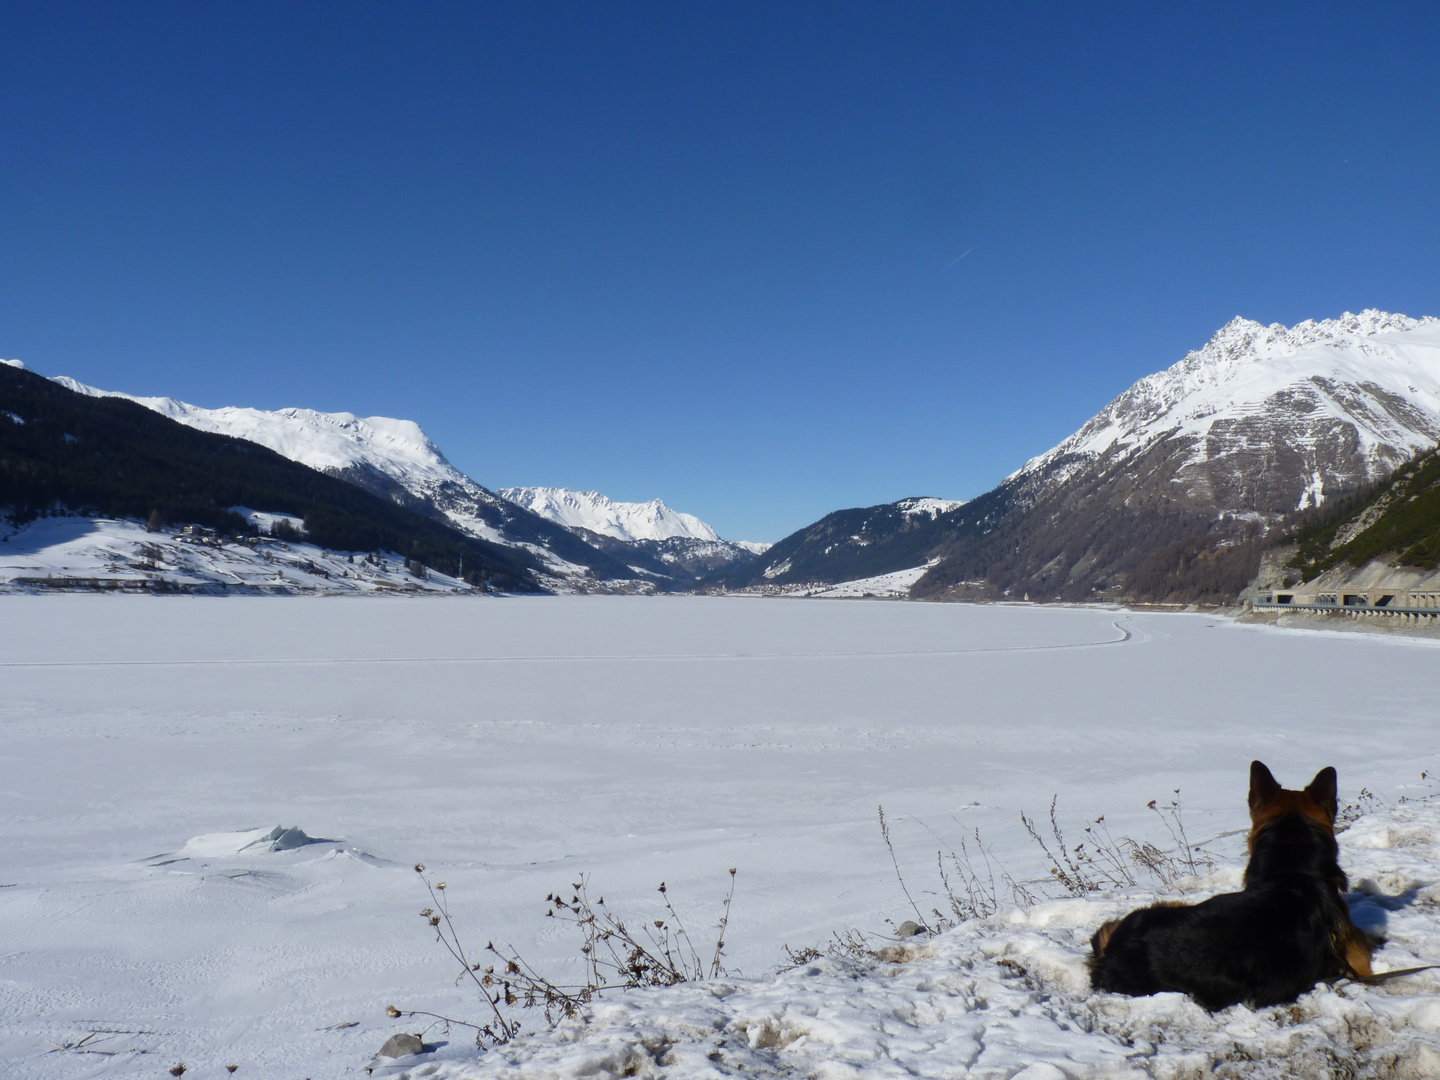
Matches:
[[402, 867, 737, 1046], [878, 805, 928, 929], [413, 864, 519, 1046], [710, 868, 737, 978]]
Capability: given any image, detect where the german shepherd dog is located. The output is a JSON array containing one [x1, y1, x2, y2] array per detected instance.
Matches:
[[1088, 761, 1374, 1010]]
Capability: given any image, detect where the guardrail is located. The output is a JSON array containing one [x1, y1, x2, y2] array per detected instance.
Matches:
[[1248, 600, 1440, 618]]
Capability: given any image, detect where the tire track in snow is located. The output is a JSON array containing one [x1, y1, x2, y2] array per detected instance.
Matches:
[[0, 621, 1137, 668]]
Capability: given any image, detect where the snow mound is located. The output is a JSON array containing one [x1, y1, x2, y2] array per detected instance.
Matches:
[[147, 826, 391, 871], [393, 798, 1440, 1080]]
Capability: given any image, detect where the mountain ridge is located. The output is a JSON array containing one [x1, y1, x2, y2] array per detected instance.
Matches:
[[0, 361, 543, 591], [719, 310, 1440, 602], [1010, 309, 1440, 511], [499, 486, 763, 583], [25, 368, 758, 590], [36, 375, 640, 585], [498, 486, 721, 543]]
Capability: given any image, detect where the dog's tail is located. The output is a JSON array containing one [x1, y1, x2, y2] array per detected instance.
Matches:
[[1333, 921, 1381, 981], [1351, 964, 1440, 984]]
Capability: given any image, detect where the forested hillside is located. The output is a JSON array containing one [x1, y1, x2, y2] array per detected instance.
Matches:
[[0, 363, 542, 591], [1285, 447, 1440, 581]]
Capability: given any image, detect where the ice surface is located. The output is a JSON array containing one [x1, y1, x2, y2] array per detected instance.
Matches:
[[2, 597, 1439, 1077]]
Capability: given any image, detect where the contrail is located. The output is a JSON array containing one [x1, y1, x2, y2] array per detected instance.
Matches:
[[942, 247, 973, 271]]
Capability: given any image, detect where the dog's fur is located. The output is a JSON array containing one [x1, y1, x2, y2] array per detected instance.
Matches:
[[1088, 761, 1374, 1010]]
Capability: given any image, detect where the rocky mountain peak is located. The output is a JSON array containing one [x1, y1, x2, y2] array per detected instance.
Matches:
[[1013, 310, 1440, 511], [498, 487, 722, 543]]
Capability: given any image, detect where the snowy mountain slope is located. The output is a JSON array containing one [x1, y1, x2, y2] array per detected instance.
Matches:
[[0, 515, 481, 595], [1012, 309, 1440, 513], [500, 486, 764, 583], [39, 375, 637, 584], [912, 309, 1440, 601], [499, 486, 719, 542], [730, 311, 1440, 601], [52, 377, 460, 490], [714, 495, 970, 592], [0, 360, 546, 590]]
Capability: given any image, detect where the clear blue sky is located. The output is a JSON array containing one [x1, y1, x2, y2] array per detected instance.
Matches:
[[3, 3, 1438, 541]]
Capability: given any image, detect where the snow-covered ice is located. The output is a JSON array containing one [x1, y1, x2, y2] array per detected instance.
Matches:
[[3, 597, 1440, 1078]]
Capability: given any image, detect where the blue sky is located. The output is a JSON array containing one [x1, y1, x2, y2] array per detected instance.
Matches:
[[3, 3, 1438, 541]]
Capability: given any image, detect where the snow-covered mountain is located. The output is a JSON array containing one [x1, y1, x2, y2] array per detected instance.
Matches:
[[0, 514, 483, 596], [727, 310, 1440, 601], [43, 378, 637, 585], [1012, 309, 1440, 513], [31, 372, 758, 589], [499, 486, 764, 583], [499, 487, 720, 543]]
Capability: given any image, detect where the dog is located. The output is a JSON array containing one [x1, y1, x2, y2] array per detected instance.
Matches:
[[1088, 761, 1374, 1011]]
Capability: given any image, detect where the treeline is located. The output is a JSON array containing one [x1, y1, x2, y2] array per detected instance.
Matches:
[[0, 363, 540, 591]]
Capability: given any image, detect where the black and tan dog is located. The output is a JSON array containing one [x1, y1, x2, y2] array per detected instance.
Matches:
[[1088, 761, 1374, 1010]]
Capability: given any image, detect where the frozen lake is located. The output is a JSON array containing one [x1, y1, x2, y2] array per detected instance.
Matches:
[[4, 596, 1440, 1077]]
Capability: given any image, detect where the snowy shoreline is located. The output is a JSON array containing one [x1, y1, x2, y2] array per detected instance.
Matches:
[[399, 798, 1440, 1080]]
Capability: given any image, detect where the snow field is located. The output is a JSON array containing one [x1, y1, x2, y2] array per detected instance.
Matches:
[[786, 561, 941, 598], [0, 516, 475, 594], [2, 597, 1440, 1077]]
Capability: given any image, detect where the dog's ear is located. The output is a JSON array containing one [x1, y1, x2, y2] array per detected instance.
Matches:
[[1249, 760, 1281, 812], [1304, 766, 1339, 822]]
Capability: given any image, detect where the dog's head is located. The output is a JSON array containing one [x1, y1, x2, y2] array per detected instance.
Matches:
[[1247, 760, 1337, 850]]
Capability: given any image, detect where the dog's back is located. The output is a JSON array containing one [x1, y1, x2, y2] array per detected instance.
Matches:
[[1088, 762, 1372, 1011]]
